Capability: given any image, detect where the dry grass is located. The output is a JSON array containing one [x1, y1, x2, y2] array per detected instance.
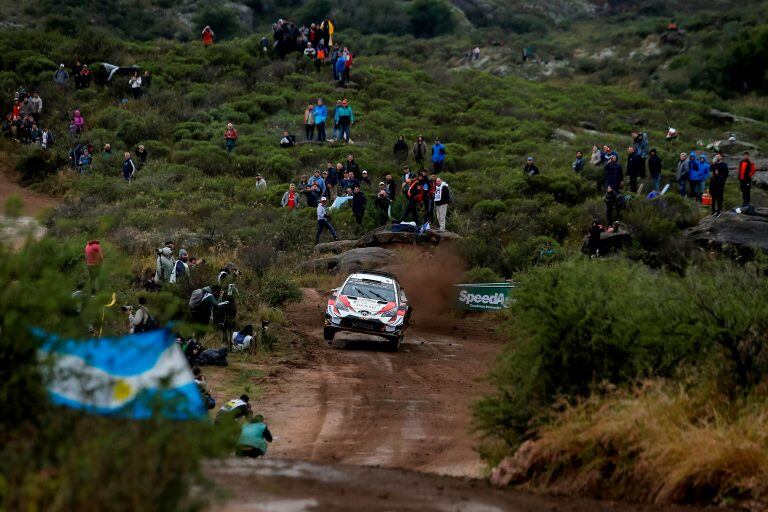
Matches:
[[513, 381, 768, 508]]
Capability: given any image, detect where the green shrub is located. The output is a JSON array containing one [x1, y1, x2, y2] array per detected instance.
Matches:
[[462, 266, 502, 283], [117, 116, 162, 147], [408, 0, 456, 38], [191, 7, 243, 41], [258, 272, 302, 307]]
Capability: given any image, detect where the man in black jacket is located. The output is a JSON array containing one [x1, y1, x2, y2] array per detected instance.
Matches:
[[648, 149, 662, 191], [344, 153, 360, 179], [434, 177, 451, 231], [384, 173, 397, 200], [351, 185, 366, 232], [626, 146, 645, 193], [374, 184, 391, 226], [523, 156, 539, 176], [709, 153, 729, 216]]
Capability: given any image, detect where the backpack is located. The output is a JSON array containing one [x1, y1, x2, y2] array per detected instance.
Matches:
[[189, 288, 210, 310], [134, 307, 160, 333]]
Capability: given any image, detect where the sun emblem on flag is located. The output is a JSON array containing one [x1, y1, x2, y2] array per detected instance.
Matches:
[[112, 379, 133, 402]]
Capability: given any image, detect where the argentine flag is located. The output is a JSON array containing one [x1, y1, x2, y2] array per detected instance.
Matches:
[[35, 328, 206, 420]]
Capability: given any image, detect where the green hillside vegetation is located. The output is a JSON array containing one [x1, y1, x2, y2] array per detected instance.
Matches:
[[2, 1, 768, 509]]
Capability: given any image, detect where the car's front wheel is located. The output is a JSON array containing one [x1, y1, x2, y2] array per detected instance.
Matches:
[[385, 335, 402, 352], [323, 327, 336, 342]]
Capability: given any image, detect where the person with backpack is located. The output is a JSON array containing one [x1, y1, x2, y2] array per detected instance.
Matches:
[[336, 99, 355, 144], [631, 131, 649, 159], [128, 296, 160, 334], [709, 153, 729, 216], [648, 149, 662, 191], [434, 177, 451, 232], [171, 249, 190, 283], [738, 151, 756, 206], [432, 138, 446, 173], [154, 247, 174, 285], [216, 394, 252, 423], [189, 284, 225, 325], [231, 325, 254, 352], [236, 415, 273, 458]]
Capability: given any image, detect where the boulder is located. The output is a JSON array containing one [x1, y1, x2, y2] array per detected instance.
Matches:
[[298, 247, 396, 274], [683, 208, 768, 259], [490, 440, 537, 487], [579, 121, 598, 131], [707, 108, 757, 124], [357, 225, 447, 247], [551, 128, 577, 142], [314, 239, 358, 254]]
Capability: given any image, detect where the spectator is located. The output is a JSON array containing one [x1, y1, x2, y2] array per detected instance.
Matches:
[[413, 135, 428, 166], [40, 127, 54, 150], [303, 104, 315, 141], [72, 110, 85, 135], [336, 98, 354, 144], [53, 64, 69, 87], [360, 169, 371, 187], [193, 367, 215, 410], [524, 156, 540, 176], [77, 148, 92, 174], [434, 177, 451, 232], [316, 196, 339, 244], [648, 148, 662, 191], [666, 127, 678, 141], [314, 98, 328, 142], [631, 131, 649, 158], [129, 71, 142, 100], [136, 145, 148, 168], [190, 284, 224, 325], [339, 170, 358, 192], [697, 154, 710, 201], [572, 150, 584, 174], [281, 183, 301, 208], [303, 183, 321, 208], [325, 161, 338, 197], [29, 92, 42, 121], [128, 297, 156, 334], [232, 325, 254, 352], [216, 394, 252, 423], [308, 169, 327, 196], [280, 130, 296, 148], [604, 185, 619, 224], [394, 135, 408, 161], [687, 152, 700, 199], [155, 247, 174, 285], [626, 146, 645, 193], [426, 173, 437, 221], [84, 239, 103, 295], [709, 153, 728, 216], [399, 175, 425, 224], [224, 122, 238, 153], [142, 70, 152, 92], [122, 151, 137, 181], [236, 415, 273, 458], [675, 152, 689, 197], [202, 26, 215, 47], [102, 143, 112, 162], [431, 138, 446, 172], [330, 99, 342, 142], [303, 42, 316, 60], [600, 144, 618, 164], [352, 185, 366, 231], [604, 154, 623, 191], [73, 61, 83, 87], [173, 249, 190, 281], [255, 173, 267, 190], [385, 173, 397, 200], [344, 154, 360, 178], [738, 151, 756, 206], [375, 183, 391, 225]]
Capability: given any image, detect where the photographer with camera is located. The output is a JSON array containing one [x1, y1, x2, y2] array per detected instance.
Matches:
[[189, 285, 225, 325], [124, 296, 160, 334]]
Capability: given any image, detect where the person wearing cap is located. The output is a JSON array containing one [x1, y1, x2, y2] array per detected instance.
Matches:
[[360, 169, 371, 187], [155, 247, 175, 285], [53, 64, 69, 87], [316, 196, 339, 244], [173, 249, 190, 281], [335, 98, 355, 144], [432, 138, 446, 173], [524, 156, 539, 176], [236, 414, 273, 458], [255, 173, 267, 190], [225, 122, 238, 153]]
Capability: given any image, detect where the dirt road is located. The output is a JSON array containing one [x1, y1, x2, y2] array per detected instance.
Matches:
[[256, 288, 499, 478], [0, 165, 59, 216]]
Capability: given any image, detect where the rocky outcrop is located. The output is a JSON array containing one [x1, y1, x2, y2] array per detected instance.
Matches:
[[314, 239, 358, 254], [299, 247, 397, 274], [357, 226, 460, 247], [684, 209, 768, 259]]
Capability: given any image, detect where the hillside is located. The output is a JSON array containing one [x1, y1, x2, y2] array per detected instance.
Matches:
[[2, 1, 768, 511]]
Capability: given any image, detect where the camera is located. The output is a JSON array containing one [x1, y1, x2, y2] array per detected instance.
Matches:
[[121, 305, 133, 312]]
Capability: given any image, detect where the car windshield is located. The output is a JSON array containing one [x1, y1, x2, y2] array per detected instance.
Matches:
[[341, 278, 396, 302]]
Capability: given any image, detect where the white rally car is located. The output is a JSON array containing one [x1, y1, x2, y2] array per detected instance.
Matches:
[[324, 271, 412, 351]]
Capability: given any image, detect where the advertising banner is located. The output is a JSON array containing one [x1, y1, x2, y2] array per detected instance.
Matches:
[[453, 282, 513, 311]]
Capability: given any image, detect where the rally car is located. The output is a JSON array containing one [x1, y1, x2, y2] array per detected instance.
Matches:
[[324, 270, 412, 351]]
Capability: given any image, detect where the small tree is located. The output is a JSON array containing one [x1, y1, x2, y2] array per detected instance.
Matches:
[[407, 0, 456, 38]]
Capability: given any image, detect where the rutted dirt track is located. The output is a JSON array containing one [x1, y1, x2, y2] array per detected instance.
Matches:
[[254, 288, 499, 478]]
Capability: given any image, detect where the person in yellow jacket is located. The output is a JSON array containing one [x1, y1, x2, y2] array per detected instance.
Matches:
[[320, 18, 334, 49]]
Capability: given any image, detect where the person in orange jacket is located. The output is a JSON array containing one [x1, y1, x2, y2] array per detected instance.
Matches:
[[202, 26, 215, 46], [738, 151, 756, 206]]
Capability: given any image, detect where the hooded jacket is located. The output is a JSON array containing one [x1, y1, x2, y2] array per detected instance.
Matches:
[[432, 143, 446, 163], [626, 151, 645, 178], [604, 160, 623, 189], [696, 154, 710, 183], [687, 152, 701, 181], [648, 151, 662, 178]]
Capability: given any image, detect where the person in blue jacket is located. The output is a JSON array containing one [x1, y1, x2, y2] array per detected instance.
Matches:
[[313, 98, 328, 142], [335, 98, 355, 144], [236, 415, 273, 458], [432, 137, 446, 172], [687, 151, 701, 201], [696, 153, 710, 201], [308, 169, 327, 196]]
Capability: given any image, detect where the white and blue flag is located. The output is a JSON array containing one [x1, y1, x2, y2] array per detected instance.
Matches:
[[35, 328, 205, 420]]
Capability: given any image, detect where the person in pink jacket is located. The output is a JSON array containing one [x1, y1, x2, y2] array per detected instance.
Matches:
[[84, 240, 103, 294]]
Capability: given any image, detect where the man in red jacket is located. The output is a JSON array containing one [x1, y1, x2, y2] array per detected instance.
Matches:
[[738, 151, 756, 206], [398, 175, 425, 224], [84, 240, 103, 295]]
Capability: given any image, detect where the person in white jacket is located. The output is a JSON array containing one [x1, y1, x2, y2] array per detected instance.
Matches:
[[434, 178, 451, 232]]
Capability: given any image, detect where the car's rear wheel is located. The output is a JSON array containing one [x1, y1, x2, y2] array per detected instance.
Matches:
[[323, 327, 336, 342], [385, 335, 402, 352]]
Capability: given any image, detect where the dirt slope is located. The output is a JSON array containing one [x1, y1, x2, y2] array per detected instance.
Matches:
[[0, 166, 59, 216], [258, 287, 500, 478]]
